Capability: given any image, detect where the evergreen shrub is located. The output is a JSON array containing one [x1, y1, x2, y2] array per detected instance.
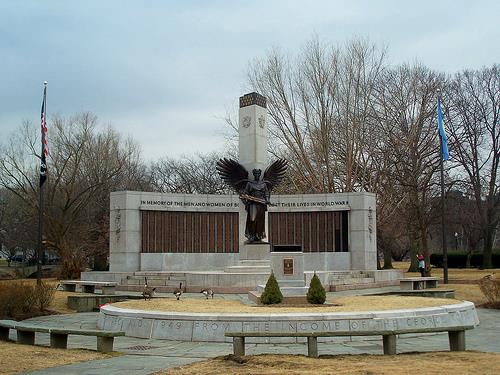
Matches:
[[307, 272, 326, 304], [260, 272, 283, 305]]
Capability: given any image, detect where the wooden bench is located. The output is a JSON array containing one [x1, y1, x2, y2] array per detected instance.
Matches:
[[59, 280, 118, 295], [399, 277, 439, 290], [0, 320, 124, 353], [225, 325, 474, 357]]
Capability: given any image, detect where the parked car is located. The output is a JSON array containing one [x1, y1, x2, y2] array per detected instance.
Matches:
[[8, 255, 25, 262]]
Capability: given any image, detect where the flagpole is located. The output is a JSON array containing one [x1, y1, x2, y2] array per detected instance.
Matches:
[[37, 81, 47, 285], [438, 89, 449, 284]]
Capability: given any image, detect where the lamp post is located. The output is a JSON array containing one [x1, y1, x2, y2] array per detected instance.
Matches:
[[454, 232, 458, 252]]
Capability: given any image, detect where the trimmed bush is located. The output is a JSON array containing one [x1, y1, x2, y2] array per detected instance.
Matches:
[[260, 272, 283, 305], [478, 275, 500, 304], [307, 273, 326, 304]]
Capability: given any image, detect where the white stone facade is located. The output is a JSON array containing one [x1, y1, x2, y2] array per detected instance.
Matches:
[[109, 190, 376, 273]]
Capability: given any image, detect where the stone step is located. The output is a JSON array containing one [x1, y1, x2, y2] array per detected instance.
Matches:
[[123, 279, 186, 287], [329, 277, 375, 286], [134, 271, 187, 277], [224, 265, 271, 273], [238, 260, 271, 267], [256, 284, 309, 296], [275, 280, 306, 287], [328, 271, 365, 278]]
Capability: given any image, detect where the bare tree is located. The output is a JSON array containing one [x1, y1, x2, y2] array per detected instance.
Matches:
[[0, 112, 145, 277], [373, 63, 445, 270], [248, 37, 386, 193], [445, 65, 499, 268], [150, 153, 230, 194]]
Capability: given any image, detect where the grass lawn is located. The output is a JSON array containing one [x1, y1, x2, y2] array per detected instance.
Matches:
[[394, 261, 500, 281], [115, 295, 459, 313], [0, 341, 113, 375], [155, 352, 500, 375]]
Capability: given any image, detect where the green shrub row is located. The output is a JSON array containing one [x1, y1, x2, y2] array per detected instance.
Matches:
[[430, 252, 500, 268], [261, 272, 326, 305]]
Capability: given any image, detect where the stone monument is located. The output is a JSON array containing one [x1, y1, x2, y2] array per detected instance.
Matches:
[[238, 92, 271, 261], [82, 91, 401, 293]]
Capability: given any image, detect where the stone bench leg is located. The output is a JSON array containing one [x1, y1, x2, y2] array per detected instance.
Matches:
[[97, 336, 115, 353], [307, 336, 318, 357], [383, 334, 396, 355], [101, 286, 115, 295], [0, 327, 10, 341], [427, 281, 438, 288], [62, 284, 76, 292], [449, 330, 465, 351], [50, 333, 68, 349], [83, 285, 96, 293], [233, 337, 245, 356], [17, 330, 35, 345]]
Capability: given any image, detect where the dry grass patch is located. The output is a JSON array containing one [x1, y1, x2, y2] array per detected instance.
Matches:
[[114, 295, 458, 313], [156, 352, 500, 375], [394, 262, 500, 281], [438, 283, 485, 305], [0, 341, 113, 375]]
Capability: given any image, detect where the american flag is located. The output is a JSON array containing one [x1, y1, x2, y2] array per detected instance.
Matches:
[[40, 83, 48, 187]]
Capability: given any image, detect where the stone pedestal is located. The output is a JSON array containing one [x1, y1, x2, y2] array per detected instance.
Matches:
[[239, 243, 270, 261], [251, 249, 309, 301], [271, 251, 305, 286]]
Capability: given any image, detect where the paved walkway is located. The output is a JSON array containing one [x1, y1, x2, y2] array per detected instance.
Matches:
[[12, 289, 500, 375]]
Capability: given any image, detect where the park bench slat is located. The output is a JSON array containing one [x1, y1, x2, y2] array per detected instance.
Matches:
[[225, 325, 475, 338], [225, 325, 473, 357], [50, 328, 125, 337], [0, 321, 124, 353]]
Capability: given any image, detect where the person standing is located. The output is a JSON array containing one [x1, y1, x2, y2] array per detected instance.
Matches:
[[417, 254, 425, 277]]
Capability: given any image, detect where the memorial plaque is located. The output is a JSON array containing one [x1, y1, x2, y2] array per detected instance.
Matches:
[[283, 258, 294, 275]]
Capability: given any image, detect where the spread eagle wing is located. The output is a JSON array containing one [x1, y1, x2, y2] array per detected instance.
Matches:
[[216, 158, 249, 193], [263, 158, 288, 191]]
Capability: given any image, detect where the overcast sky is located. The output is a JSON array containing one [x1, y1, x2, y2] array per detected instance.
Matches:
[[1, 0, 498, 161]]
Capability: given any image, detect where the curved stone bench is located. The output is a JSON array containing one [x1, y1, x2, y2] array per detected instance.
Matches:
[[98, 301, 479, 344]]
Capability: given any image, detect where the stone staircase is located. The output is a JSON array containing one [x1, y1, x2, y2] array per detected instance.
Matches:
[[224, 260, 271, 274], [327, 270, 376, 291]]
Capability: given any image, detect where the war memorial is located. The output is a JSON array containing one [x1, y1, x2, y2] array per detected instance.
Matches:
[[83, 92, 402, 293], [80, 93, 478, 353]]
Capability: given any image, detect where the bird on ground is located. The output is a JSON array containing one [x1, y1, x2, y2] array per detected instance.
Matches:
[[142, 277, 156, 300], [173, 282, 183, 300], [200, 288, 214, 299]]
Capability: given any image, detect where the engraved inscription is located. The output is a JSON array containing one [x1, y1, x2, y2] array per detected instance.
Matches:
[[283, 258, 294, 275], [194, 322, 231, 331]]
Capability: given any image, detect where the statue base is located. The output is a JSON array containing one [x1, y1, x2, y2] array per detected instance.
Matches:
[[239, 243, 271, 261]]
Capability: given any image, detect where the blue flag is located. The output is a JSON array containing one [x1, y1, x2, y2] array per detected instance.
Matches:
[[437, 96, 449, 161]]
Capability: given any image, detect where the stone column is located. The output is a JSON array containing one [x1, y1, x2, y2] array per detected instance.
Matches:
[[349, 192, 377, 270], [109, 191, 141, 272], [238, 92, 270, 260]]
